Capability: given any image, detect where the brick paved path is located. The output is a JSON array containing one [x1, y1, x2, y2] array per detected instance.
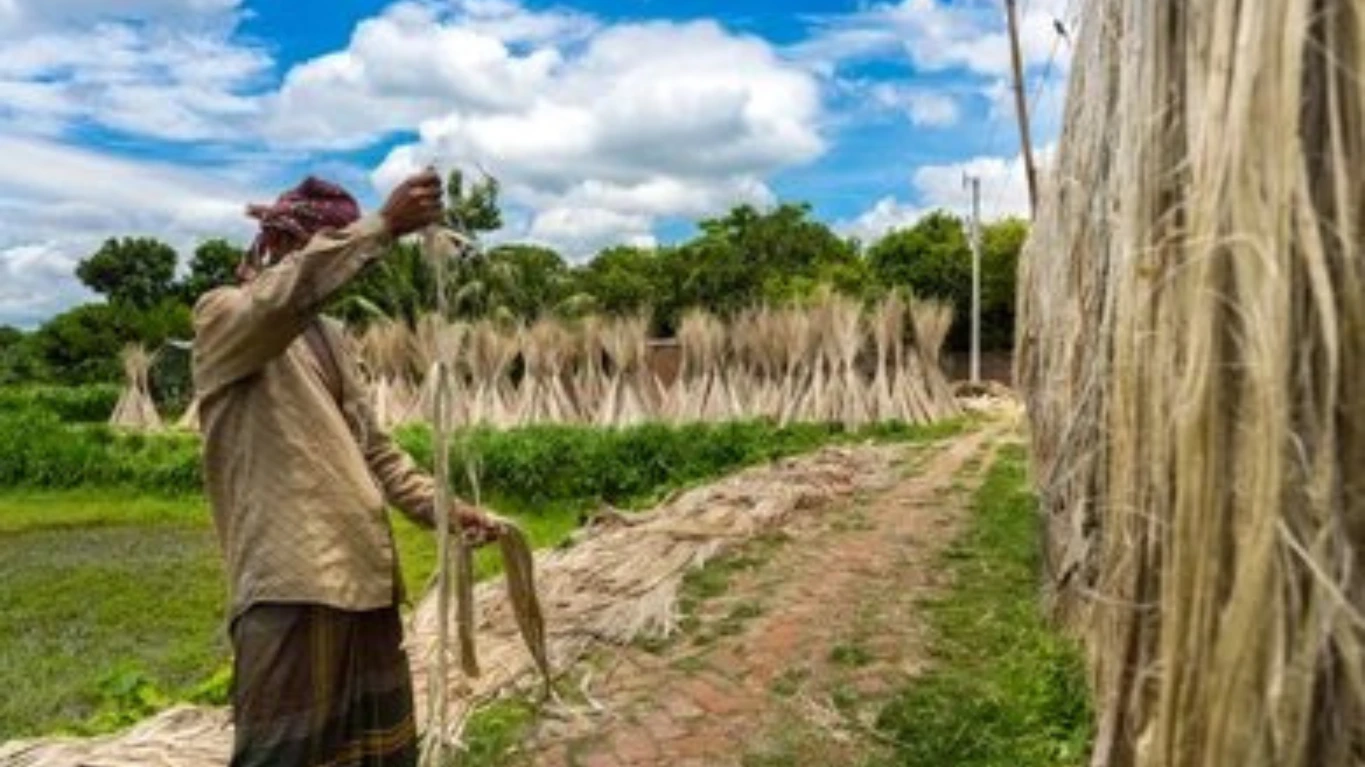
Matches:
[[513, 428, 1000, 767]]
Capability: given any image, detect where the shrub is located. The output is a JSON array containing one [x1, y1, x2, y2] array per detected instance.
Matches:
[[0, 385, 121, 423], [0, 413, 965, 501]]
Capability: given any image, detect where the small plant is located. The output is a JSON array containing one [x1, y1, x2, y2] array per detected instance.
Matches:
[[828, 642, 874, 668]]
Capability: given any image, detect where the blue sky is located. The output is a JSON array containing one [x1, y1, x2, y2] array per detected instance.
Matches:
[[0, 0, 1073, 327]]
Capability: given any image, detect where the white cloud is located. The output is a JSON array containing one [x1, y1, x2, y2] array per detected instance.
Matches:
[[0, 0, 241, 36], [367, 17, 822, 257], [0, 134, 262, 326], [841, 197, 925, 242], [796, 0, 1073, 79], [262, 2, 568, 150], [866, 84, 961, 127], [839, 144, 1054, 241], [0, 0, 269, 142]]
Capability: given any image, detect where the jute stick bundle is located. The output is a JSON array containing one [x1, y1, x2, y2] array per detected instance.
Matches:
[[110, 344, 162, 431]]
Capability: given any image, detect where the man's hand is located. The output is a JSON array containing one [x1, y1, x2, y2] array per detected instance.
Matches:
[[449, 501, 503, 547], [380, 169, 445, 237]]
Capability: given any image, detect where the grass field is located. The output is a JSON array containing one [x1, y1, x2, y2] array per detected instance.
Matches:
[[871, 443, 1092, 766], [0, 491, 581, 739]]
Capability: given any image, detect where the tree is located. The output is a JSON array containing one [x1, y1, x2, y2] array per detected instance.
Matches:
[[449, 244, 575, 321], [180, 239, 244, 302], [29, 300, 190, 384], [75, 237, 179, 309], [0, 326, 44, 385], [657, 202, 867, 330], [980, 217, 1027, 350], [445, 169, 502, 235], [573, 245, 661, 318], [867, 210, 1027, 352]]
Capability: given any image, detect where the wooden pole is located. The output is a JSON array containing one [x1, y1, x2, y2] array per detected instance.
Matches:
[[1005, 0, 1038, 218]]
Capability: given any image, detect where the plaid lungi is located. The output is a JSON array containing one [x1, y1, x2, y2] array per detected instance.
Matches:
[[229, 603, 417, 767]]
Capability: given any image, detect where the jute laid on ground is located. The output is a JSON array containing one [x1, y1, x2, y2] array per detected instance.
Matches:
[[0, 443, 902, 766]]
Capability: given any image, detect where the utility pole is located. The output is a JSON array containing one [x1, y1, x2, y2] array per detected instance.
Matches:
[[964, 174, 981, 384], [1004, 0, 1038, 219]]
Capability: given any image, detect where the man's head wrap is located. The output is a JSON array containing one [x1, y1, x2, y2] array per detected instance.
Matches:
[[244, 176, 361, 271]]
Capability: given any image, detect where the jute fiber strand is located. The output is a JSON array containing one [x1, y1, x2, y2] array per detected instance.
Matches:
[[1017, 1, 1365, 765], [416, 224, 551, 766]]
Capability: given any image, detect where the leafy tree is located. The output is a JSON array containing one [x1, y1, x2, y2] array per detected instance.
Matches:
[[980, 217, 1027, 350], [445, 169, 502, 235], [573, 245, 661, 318], [180, 239, 244, 303], [333, 241, 439, 327], [657, 202, 866, 330], [867, 210, 1026, 352], [450, 244, 576, 321], [0, 326, 45, 385], [29, 300, 190, 384], [75, 237, 179, 309]]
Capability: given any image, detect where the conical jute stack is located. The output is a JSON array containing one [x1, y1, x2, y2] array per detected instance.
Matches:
[[776, 306, 815, 426], [110, 343, 163, 431], [596, 315, 658, 427], [514, 320, 578, 425], [572, 315, 606, 422], [466, 320, 518, 428], [359, 319, 419, 429], [413, 313, 469, 428], [1017, 1, 1365, 765], [671, 310, 737, 424], [869, 294, 911, 423], [906, 298, 958, 422]]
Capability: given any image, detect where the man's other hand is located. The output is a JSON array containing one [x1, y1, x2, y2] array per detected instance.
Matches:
[[450, 501, 503, 547], [380, 169, 444, 237]]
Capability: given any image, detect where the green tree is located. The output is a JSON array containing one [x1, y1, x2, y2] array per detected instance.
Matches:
[[450, 244, 576, 321], [867, 210, 1027, 352], [980, 217, 1027, 350], [75, 237, 179, 309], [658, 202, 866, 330], [573, 245, 661, 318], [180, 239, 243, 303], [29, 300, 190, 384], [0, 326, 44, 384], [445, 169, 502, 234]]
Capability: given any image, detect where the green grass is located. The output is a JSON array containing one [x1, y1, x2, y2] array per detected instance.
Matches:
[[871, 444, 1092, 767], [0, 489, 211, 534], [0, 509, 226, 738]]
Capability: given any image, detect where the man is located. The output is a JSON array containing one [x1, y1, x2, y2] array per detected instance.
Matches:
[[192, 169, 497, 766]]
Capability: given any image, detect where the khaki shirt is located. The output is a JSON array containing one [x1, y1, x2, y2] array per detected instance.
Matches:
[[192, 214, 436, 621]]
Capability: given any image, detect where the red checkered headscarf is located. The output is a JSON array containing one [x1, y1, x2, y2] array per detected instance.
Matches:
[[244, 176, 361, 272]]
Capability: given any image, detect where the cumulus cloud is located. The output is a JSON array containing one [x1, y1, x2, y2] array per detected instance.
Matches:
[[0, 134, 261, 326], [865, 83, 962, 127], [0, 0, 268, 141], [367, 17, 822, 256], [0, 0, 241, 36], [795, 0, 1073, 78], [840, 144, 1054, 241], [262, 2, 571, 150]]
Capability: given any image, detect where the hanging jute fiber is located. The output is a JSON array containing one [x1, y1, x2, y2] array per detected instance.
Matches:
[[1017, 1, 1365, 765]]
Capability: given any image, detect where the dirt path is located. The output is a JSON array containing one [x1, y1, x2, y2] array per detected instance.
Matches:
[[518, 426, 1002, 767]]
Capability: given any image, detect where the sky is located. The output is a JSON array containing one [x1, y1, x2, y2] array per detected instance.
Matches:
[[0, 0, 1076, 328]]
